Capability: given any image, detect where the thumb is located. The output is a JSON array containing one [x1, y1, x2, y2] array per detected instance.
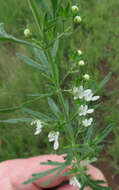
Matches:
[[0, 154, 68, 189]]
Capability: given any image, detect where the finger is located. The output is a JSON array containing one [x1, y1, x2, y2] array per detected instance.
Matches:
[[0, 174, 42, 190], [31, 154, 68, 188], [14, 183, 42, 190], [55, 184, 77, 190], [55, 184, 92, 190], [0, 155, 67, 189], [87, 164, 108, 187], [0, 177, 14, 190], [64, 164, 108, 188]]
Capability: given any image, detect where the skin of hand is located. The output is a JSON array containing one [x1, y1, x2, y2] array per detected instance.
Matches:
[[0, 154, 108, 190]]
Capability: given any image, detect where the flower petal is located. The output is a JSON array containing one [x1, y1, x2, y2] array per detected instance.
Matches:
[[91, 96, 100, 101], [54, 138, 59, 150], [87, 109, 94, 114]]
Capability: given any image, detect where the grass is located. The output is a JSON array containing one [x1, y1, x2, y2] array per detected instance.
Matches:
[[0, 0, 119, 175]]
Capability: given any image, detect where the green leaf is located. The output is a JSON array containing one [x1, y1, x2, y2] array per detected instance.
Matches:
[[0, 118, 33, 124], [27, 0, 42, 37], [0, 106, 22, 113], [26, 93, 53, 97], [24, 166, 62, 184], [96, 72, 112, 92], [40, 160, 63, 166], [62, 170, 72, 176], [52, 38, 59, 62], [85, 124, 95, 142], [48, 97, 61, 119], [23, 177, 39, 184], [34, 48, 50, 70], [32, 166, 61, 177], [81, 157, 97, 166], [16, 53, 49, 73], [0, 95, 53, 114], [36, 0, 52, 17], [96, 123, 114, 144], [84, 176, 111, 190], [51, 0, 58, 17], [23, 108, 54, 122], [42, 167, 64, 186], [0, 23, 35, 47], [64, 99, 69, 116]]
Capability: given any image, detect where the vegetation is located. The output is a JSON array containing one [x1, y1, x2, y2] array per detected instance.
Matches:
[[0, 0, 119, 180]]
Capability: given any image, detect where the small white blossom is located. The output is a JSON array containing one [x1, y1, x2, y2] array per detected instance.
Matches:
[[73, 86, 84, 100], [79, 105, 94, 116], [73, 86, 100, 102], [31, 120, 43, 135], [84, 89, 100, 102], [83, 74, 90, 80], [70, 176, 81, 189], [74, 16, 82, 24], [77, 49, 82, 56], [82, 117, 93, 127], [24, 29, 31, 37], [71, 5, 79, 13], [78, 60, 85, 66], [48, 131, 60, 150]]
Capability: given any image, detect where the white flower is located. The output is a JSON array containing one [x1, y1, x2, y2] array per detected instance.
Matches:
[[83, 74, 90, 80], [71, 5, 79, 13], [48, 131, 60, 150], [84, 89, 100, 102], [24, 29, 31, 37], [78, 60, 85, 66], [82, 117, 93, 127], [73, 86, 100, 102], [31, 120, 43, 135], [73, 86, 84, 100], [79, 105, 94, 116], [74, 16, 82, 24], [70, 176, 81, 190], [77, 50, 82, 56]]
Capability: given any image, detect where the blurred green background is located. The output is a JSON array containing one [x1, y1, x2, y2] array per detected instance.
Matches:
[[0, 0, 119, 186]]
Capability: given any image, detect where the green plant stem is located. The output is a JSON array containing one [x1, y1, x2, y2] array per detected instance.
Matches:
[[27, 0, 43, 39], [58, 89, 86, 182], [42, 21, 84, 181], [58, 90, 75, 144]]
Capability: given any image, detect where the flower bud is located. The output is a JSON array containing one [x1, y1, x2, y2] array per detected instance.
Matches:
[[77, 49, 82, 56], [78, 60, 85, 66], [24, 29, 31, 37], [74, 16, 82, 24], [71, 5, 79, 14], [83, 74, 90, 80]]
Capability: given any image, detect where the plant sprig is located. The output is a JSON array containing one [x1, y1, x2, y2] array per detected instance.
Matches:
[[0, 0, 112, 189]]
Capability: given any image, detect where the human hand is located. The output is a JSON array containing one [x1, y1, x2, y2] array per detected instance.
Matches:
[[0, 154, 108, 190]]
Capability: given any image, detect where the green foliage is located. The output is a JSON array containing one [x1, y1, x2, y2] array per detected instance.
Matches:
[[0, 1, 119, 188], [0, 23, 34, 47], [24, 165, 64, 185], [48, 97, 61, 119], [96, 72, 112, 93], [23, 107, 54, 122], [0, 124, 48, 162]]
